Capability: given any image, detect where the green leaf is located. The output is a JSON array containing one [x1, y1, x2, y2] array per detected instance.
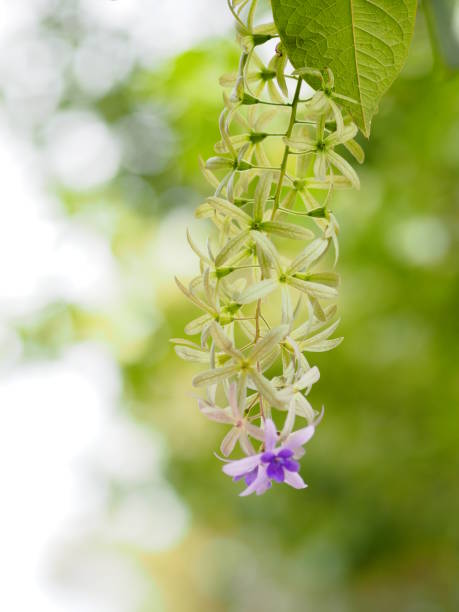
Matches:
[[272, 0, 418, 136]]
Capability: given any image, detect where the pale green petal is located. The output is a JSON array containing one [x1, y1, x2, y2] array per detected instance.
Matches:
[[175, 277, 215, 315], [294, 394, 316, 422], [286, 238, 329, 275], [237, 278, 278, 304], [280, 398, 298, 438], [249, 324, 289, 363], [299, 337, 344, 352], [288, 278, 338, 299], [209, 322, 244, 359], [291, 317, 341, 343], [295, 366, 320, 390], [309, 295, 327, 322], [249, 369, 284, 408], [327, 150, 360, 189], [326, 123, 358, 147], [313, 151, 327, 180], [219, 72, 237, 87], [199, 155, 220, 189], [253, 172, 272, 222], [206, 156, 234, 170], [186, 229, 211, 265], [307, 272, 340, 287], [281, 285, 293, 324], [193, 364, 240, 387], [251, 230, 282, 274], [343, 139, 365, 164], [174, 345, 210, 363], [215, 229, 250, 267], [184, 313, 214, 335], [207, 196, 252, 224], [262, 220, 314, 241], [284, 136, 316, 153]]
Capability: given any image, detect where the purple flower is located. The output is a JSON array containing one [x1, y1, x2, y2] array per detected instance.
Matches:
[[222, 418, 315, 496]]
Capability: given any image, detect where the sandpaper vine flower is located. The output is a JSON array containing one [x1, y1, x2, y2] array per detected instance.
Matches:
[[172, 0, 361, 496]]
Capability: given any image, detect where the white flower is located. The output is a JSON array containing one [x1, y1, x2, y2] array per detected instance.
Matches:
[[198, 383, 264, 456]]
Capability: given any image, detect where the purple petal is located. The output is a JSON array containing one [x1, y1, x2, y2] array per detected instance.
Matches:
[[283, 470, 307, 489], [240, 466, 270, 497], [283, 458, 300, 472], [267, 462, 285, 483], [284, 425, 315, 451], [263, 418, 278, 452], [233, 466, 258, 485], [245, 467, 258, 486], [261, 451, 275, 463], [222, 454, 261, 477], [278, 448, 294, 459]]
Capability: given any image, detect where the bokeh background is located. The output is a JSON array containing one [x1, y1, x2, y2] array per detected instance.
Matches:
[[0, 1, 458, 611]]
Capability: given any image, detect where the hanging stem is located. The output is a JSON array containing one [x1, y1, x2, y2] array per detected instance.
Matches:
[[271, 77, 302, 220]]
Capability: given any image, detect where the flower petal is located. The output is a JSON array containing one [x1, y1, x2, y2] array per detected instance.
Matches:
[[263, 418, 278, 452], [238, 430, 255, 456], [245, 422, 265, 441], [249, 370, 284, 409], [267, 462, 285, 482], [280, 398, 297, 438], [193, 364, 240, 387], [240, 466, 271, 496], [295, 366, 320, 390], [294, 394, 316, 423], [198, 400, 234, 424], [283, 458, 300, 472], [222, 454, 261, 477], [249, 324, 289, 363], [283, 471, 307, 489], [237, 278, 278, 305], [284, 425, 315, 450], [255, 479, 272, 495], [220, 427, 240, 457], [278, 448, 294, 459], [227, 382, 241, 419]]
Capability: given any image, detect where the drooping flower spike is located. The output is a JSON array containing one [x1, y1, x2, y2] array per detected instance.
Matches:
[[173, 0, 361, 496]]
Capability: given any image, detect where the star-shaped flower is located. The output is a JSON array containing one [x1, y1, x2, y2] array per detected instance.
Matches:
[[222, 418, 315, 496], [198, 383, 264, 456]]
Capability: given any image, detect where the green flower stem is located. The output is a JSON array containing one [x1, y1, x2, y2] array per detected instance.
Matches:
[[271, 77, 302, 220], [257, 100, 292, 107]]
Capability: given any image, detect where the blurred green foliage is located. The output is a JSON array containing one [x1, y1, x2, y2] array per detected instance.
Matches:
[[19, 5, 459, 612]]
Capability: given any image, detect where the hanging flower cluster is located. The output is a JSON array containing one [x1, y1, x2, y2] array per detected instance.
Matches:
[[172, 0, 363, 496]]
